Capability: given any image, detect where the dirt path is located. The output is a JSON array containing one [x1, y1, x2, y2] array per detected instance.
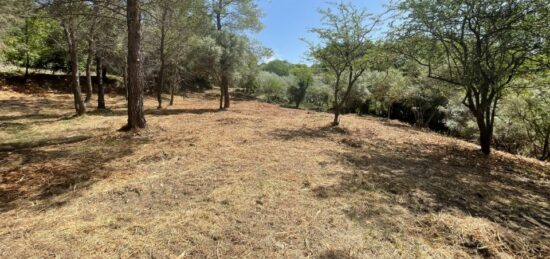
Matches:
[[1, 90, 548, 258]]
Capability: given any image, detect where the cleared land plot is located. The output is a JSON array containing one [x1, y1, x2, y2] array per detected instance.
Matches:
[[0, 89, 549, 258]]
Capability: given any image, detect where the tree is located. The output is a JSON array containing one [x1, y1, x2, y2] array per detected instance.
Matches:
[[1, 0, 45, 83], [254, 71, 290, 103], [366, 69, 409, 118], [41, 0, 113, 115], [145, 0, 210, 108], [288, 64, 313, 108], [153, 0, 172, 109], [2, 16, 63, 79], [502, 74, 550, 160], [83, 0, 100, 104], [64, 19, 86, 115], [262, 59, 291, 76], [210, 0, 263, 109], [309, 2, 379, 126], [94, 4, 128, 110], [216, 31, 250, 109], [45, 0, 89, 116], [96, 55, 106, 109], [121, 0, 146, 130], [516, 89, 550, 161], [0, 0, 28, 38], [394, 0, 550, 155]]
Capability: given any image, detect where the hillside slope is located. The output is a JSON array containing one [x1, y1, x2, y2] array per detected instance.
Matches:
[[0, 89, 549, 258]]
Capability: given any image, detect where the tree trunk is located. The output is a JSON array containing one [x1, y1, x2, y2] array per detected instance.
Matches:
[[465, 84, 499, 156], [540, 131, 549, 161], [169, 84, 175, 106], [84, 1, 99, 104], [63, 22, 86, 116], [476, 114, 492, 155], [219, 86, 224, 110], [218, 73, 230, 109], [223, 81, 230, 108], [332, 76, 341, 126], [102, 66, 107, 82], [157, 7, 168, 109], [216, 1, 222, 31], [23, 18, 30, 84], [121, 0, 146, 131], [96, 55, 106, 109], [123, 65, 128, 100], [84, 51, 94, 103], [479, 129, 492, 155], [333, 109, 340, 126], [216, 1, 230, 109]]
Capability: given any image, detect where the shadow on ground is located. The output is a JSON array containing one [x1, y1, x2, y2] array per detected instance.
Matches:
[[271, 125, 351, 141], [146, 108, 221, 116], [0, 134, 148, 212], [0, 96, 222, 121], [0, 98, 71, 121], [302, 126, 549, 256], [269, 124, 549, 256]]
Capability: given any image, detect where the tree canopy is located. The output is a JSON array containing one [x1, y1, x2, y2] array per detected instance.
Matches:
[[0, 0, 548, 159], [392, 0, 550, 154]]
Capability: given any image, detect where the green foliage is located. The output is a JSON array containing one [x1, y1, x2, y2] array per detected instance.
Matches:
[[441, 95, 478, 138], [143, 0, 211, 89], [210, 0, 264, 109], [365, 69, 408, 113], [304, 79, 332, 110], [309, 1, 379, 124], [496, 74, 550, 160], [0, 0, 547, 161], [216, 31, 250, 82], [2, 17, 65, 70], [254, 71, 291, 103], [212, 0, 263, 32], [261, 59, 291, 76], [287, 64, 313, 107], [238, 54, 261, 93], [181, 35, 223, 85], [237, 41, 271, 93], [393, 0, 550, 154], [0, 0, 33, 39]]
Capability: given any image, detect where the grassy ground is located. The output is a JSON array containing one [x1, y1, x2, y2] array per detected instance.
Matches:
[[0, 86, 549, 258]]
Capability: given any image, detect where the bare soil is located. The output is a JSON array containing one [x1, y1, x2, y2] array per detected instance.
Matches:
[[0, 87, 548, 258]]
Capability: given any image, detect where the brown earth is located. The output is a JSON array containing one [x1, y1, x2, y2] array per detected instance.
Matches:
[[0, 88, 548, 258]]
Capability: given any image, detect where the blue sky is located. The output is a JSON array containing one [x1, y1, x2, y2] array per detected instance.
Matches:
[[252, 0, 391, 64]]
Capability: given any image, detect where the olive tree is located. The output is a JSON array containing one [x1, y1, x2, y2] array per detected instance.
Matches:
[[210, 0, 263, 109]]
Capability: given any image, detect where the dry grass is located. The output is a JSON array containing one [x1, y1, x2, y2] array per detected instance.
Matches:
[[0, 87, 549, 258]]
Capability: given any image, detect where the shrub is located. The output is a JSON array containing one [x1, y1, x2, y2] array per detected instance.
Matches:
[[254, 71, 291, 103]]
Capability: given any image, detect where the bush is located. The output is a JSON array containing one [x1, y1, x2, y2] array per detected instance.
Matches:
[[254, 71, 291, 103], [494, 76, 550, 160], [261, 59, 291, 76], [304, 79, 332, 110]]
